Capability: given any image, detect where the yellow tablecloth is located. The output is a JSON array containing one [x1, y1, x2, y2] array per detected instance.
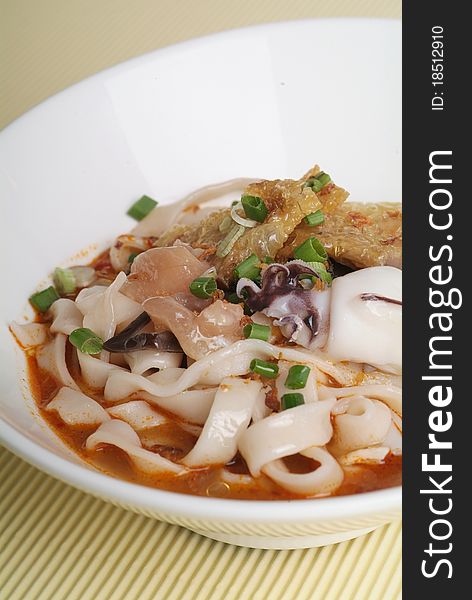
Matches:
[[1, 2, 401, 598], [0, 449, 401, 600]]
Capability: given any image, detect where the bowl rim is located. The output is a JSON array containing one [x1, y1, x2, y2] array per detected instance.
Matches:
[[0, 17, 402, 523], [1, 418, 401, 522]]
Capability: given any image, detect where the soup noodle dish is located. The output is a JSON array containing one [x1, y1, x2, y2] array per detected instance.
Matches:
[[11, 164, 402, 501]]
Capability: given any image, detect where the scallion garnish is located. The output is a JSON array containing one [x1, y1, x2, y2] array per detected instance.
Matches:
[[53, 267, 76, 295], [127, 195, 158, 221], [304, 210, 325, 227], [304, 177, 323, 192], [294, 237, 328, 263], [227, 292, 242, 304], [304, 261, 332, 285], [250, 358, 279, 378], [128, 253, 139, 264], [69, 266, 96, 288], [263, 256, 274, 264], [29, 286, 60, 313], [317, 172, 331, 187], [285, 365, 311, 389], [234, 254, 261, 281], [281, 393, 305, 410], [189, 276, 217, 299], [243, 322, 270, 341], [216, 223, 246, 257], [241, 195, 268, 223], [304, 172, 332, 192], [69, 328, 104, 354]]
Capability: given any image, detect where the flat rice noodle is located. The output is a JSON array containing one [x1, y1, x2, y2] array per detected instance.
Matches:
[[86, 419, 185, 474], [47, 387, 110, 426], [105, 368, 216, 425], [10, 321, 48, 348], [339, 446, 390, 465], [262, 447, 344, 496], [238, 399, 335, 477], [328, 396, 392, 456], [103, 339, 360, 408], [318, 383, 402, 417], [107, 400, 169, 430], [183, 377, 263, 467], [124, 349, 183, 375], [77, 351, 125, 389], [36, 334, 79, 391], [49, 299, 83, 335]]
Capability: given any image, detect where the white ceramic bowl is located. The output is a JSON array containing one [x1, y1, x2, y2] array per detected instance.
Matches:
[[0, 19, 401, 549]]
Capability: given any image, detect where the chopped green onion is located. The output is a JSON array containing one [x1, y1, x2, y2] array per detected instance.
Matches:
[[128, 253, 139, 264], [304, 172, 332, 192], [53, 268, 76, 295], [250, 358, 279, 378], [294, 237, 328, 263], [297, 274, 316, 290], [29, 286, 60, 312], [127, 195, 158, 221], [234, 254, 261, 281], [69, 266, 96, 288], [281, 393, 305, 410], [241, 195, 268, 223], [304, 261, 332, 285], [202, 266, 217, 279], [243, 322, 270, 341], [285, 365, 311, 389], [216, 223, 246, 257], [69, 328, 103, 354], [227, 292, 242, 304], [304, 177, 323, 192], [231, 201, 258, 228], [304, 210, 325, 227], [189, 277, 217, 299], [317, 172, 331, 187], [263, 256, 274, 264]]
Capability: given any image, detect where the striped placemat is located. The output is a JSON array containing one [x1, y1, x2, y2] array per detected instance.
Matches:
[[0, 447, 401, 600], [2, 2, 401, 598]]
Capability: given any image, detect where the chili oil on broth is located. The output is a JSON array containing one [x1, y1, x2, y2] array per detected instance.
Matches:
[[26, 350, 402, 500]]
